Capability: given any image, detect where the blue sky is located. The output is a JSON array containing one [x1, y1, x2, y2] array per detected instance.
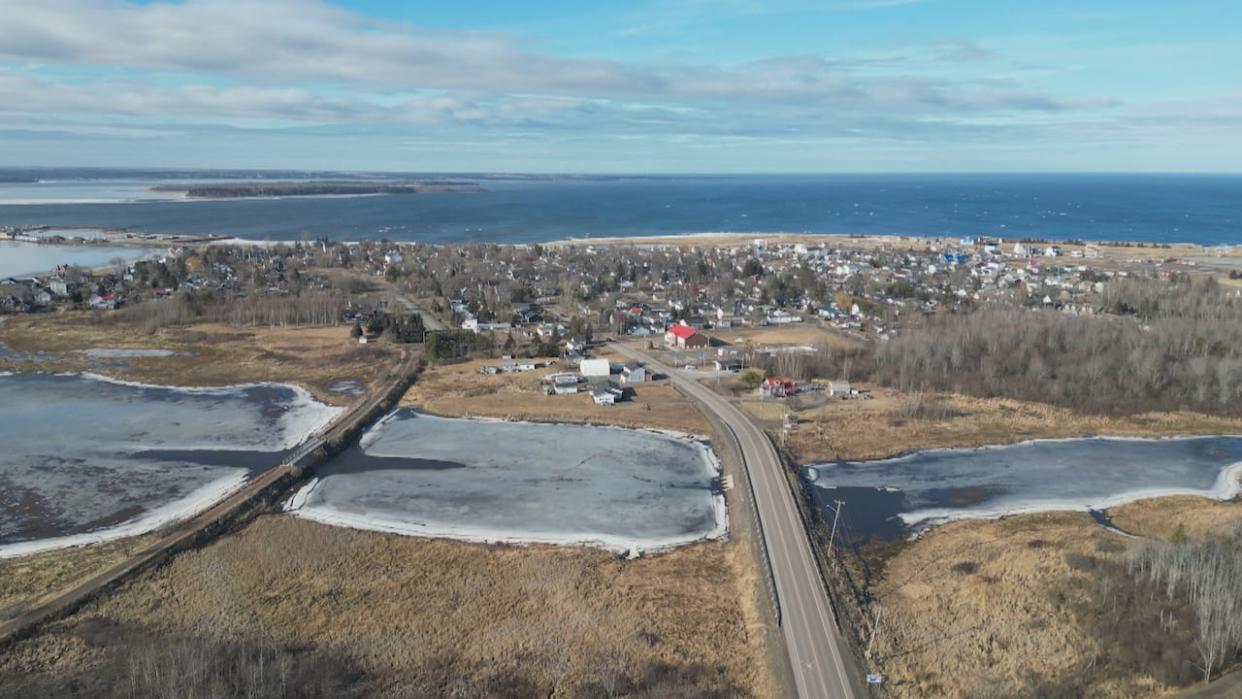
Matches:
[[0, 0, 1238, 173]]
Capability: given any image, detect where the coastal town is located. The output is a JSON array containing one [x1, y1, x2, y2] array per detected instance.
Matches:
[[2, 231, 1226, 336], [4, 230, 1242, 699], [3, 0, 1239, 696]]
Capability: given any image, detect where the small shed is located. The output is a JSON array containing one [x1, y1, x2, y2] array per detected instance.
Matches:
[[621, 361, 646, 384]]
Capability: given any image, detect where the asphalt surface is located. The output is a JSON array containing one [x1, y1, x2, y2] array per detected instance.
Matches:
[[612, 343, 859, 699], [387, 286, 448, 331]]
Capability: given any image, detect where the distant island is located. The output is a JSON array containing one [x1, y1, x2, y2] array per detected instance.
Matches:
[[151, 180, 483, 199]]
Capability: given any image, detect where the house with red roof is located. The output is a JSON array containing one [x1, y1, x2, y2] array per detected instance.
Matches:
[[664, 322, 709, 349], [759, 377, 798, 399]]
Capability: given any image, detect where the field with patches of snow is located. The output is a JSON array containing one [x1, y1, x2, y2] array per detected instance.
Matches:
[[0, 372, 339, 557], [287, 410, 727, 555]]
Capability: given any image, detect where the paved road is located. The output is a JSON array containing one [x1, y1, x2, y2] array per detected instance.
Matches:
[[0, 348, 418, 648], [612, 343, 859, 699], [386, 285, 448, 331]]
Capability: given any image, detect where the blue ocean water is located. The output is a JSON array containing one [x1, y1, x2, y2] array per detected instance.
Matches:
[[0, 174, 1238, 245]]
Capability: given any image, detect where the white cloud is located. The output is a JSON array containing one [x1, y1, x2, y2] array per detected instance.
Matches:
[[0, 0, 1106, 116]]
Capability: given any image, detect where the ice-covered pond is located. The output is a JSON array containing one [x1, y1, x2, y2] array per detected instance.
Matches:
[[0, 373, 340, 557], [286, 410, 727, 554], [805, 436, 1242, 541]]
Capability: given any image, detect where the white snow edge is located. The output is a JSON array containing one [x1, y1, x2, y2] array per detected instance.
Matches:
[[287, 412, 729, 556], [0, 470, 250, 560], [899, 460, 1242, 531], [807, 433, 1242, 470], [74, 371, 342, 450]]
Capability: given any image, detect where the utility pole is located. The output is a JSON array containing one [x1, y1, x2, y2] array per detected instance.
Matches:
[[827, 499, 844, 566], [866, 604, 884, 659]]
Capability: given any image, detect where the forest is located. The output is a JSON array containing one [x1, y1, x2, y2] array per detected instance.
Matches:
[[759, 275, 1242, 416]]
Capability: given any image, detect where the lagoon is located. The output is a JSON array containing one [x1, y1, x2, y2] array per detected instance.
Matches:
[[805, 436, 1242, 541], [286, 410, 727, 554], [0, 373, 340, 557]]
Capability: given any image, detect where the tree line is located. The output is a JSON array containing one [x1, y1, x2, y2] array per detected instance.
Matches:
[[1127, 523, 1242, 683], [751, 275, 1242, 416], [112, 289, 354, 330]]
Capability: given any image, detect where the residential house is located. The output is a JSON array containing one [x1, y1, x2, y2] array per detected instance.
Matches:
[[759, 377, 798, 399], [665, 322, 709, 349]]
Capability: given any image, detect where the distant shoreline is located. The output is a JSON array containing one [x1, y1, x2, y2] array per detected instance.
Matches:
[[6, 228, 1239, 259], [150, 180, 484, 199], [544, 231, 1238, 255]]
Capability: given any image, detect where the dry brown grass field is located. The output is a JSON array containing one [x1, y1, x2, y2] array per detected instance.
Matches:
[[871, 498, 1242, 699], [762, 385, 1242, 462], [710, 323, 861, 352], [403, 354, 713, 435], [0, 313, 401, 404], [0, 536, 154, 623], [1, 515, 774, 698]]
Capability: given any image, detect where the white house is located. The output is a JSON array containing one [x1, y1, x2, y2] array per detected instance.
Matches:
[[765, 310, 803, 325], [828, 380, 851, 396], [580, 358, 612, 377], [462, 317, 512, 333]]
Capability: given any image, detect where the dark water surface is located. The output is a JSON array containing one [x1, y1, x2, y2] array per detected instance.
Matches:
[[1, 174, 1238, 245]]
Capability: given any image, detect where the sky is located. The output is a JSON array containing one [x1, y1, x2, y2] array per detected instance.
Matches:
[[0, 0, 1238, 173]]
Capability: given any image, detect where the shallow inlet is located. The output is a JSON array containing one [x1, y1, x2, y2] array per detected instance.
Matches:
[[0, 372, 340, 557], [805, 435, 1242, 543], [0, 240, 159, 278], [286, 410, 727, 555]]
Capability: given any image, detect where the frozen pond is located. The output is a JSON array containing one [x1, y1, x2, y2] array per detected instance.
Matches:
[[0, 240, 158, 278], [0, 373, 340, 557], [805, 436, 1242, 541], [286, 411, 726, 554]]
